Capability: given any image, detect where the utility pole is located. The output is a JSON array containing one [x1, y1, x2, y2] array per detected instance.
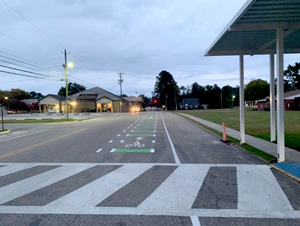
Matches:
[[118, 73, 124, 96], [63, 49, 69, 119]]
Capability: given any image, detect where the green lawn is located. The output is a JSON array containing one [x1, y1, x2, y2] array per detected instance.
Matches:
[[179, 108, 300, 152]]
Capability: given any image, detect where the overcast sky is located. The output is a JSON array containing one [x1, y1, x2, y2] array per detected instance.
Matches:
[[0, 0, 299, 97]]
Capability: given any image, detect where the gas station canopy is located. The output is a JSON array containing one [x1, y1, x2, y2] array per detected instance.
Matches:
[[205, 0, 300, 56]]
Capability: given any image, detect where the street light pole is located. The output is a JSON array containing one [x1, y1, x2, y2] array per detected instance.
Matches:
[[63, 49, 69, 119], [1, 105, 4, 131]]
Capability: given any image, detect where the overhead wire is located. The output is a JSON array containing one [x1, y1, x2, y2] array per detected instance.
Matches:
[[0, 0, 64, 51], [0, 51, 62, 73], [0, 64, 58, 78], [0, 59, 62, 78], [0, 70, 61, 81]]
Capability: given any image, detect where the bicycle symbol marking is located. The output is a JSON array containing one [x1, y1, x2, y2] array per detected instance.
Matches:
[[125, 141, 145, 148]]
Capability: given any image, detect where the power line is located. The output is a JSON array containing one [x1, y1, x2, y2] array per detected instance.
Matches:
[[0, 59, 61, 77], [0, 51, 61, 73], [0, 78, 36, 83], [0, 64, 57, 78], [0, 32, 61, 61], [0, 69, 60, 81], [0, 0, 65, 50]]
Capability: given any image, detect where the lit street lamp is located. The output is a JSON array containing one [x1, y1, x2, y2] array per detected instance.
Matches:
[[232, 95, 236, 108], [62, 49, 73, 119]]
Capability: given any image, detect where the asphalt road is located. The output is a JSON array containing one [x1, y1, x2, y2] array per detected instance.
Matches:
[[0, 112, 299, 226]]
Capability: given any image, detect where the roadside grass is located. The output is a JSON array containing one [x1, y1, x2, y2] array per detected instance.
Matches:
[[179, 108, 300, 152], [3, 119, 82, 123], [179, 114, 277, 163]]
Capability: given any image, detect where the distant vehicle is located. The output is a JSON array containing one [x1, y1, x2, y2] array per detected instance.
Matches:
[[130, 106, 140, 112]]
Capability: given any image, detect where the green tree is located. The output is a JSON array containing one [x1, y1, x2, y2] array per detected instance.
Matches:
[[245, 79, 269, 101], [10, 89, 31, 100], [284, 62, 300, 90], [29, 91, 44, 99], [153, 70, 179, 110], [58, 82, 86, 96], [191, 82, 201, 98]]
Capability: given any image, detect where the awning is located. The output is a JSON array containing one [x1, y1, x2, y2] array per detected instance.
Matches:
[[205, 0, 300, 56], [204, 0, 300, 162]]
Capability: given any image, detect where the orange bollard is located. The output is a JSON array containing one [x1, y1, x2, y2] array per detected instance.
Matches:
[[221, 121, 231, 143]]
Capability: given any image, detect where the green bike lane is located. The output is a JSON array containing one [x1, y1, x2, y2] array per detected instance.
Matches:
[[94, 112, 176, 163]]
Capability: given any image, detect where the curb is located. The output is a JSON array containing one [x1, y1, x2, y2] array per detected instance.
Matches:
[[0, 130, 11, 135], [270, 164, 300, 183]]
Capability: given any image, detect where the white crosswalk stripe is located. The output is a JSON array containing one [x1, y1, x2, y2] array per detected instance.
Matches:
[[0, 130, 47, 142], [0, 163, 299, 219]]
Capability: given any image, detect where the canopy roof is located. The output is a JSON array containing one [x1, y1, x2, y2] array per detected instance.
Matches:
[[205, 0, 300, 56]]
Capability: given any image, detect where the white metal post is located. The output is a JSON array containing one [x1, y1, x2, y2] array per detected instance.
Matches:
[[269, 54, 276, 142], [239, 55, 245, 144], [276, 28, 285, 162]]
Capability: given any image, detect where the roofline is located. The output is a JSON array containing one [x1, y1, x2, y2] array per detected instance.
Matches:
[[204, 0, 255, 56]]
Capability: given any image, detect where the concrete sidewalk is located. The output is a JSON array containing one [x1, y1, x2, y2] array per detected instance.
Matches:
[[178, 113, 300, 181]]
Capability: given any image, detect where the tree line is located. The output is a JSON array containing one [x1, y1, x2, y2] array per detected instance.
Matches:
[[153, 62, 300, 110]]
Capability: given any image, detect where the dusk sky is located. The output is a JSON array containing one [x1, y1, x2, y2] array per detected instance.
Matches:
[[0, 0, 299, 97]]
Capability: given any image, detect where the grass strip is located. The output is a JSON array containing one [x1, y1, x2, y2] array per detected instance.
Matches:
[[178, 114, 277, 163]]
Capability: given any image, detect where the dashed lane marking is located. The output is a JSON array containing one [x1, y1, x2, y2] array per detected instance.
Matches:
[[111, 149, 155, 153], [127, 134, 155, 137], [96, 149, 102, 153]]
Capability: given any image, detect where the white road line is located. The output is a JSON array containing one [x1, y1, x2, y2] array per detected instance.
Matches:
[[128, 127, 130, 129], [0, 164, 35, 177], [237, 165, 293, 212], [151, 149, 155, 153], [120, 140, 124, 143], [126, 134, 129, 137], [191, 216, 201, 226], [110, 149, 116, 152], [117, 134, 120, 137], [47, 164, 153, 208], [139, 165, 209, 211], [109, 140, 113, 143], [96, 149, 102, 153], [0, 165, 94, 205], [152, 140, 155, 143], [161, 113, 180, 164], [123, 130, 126, 132]]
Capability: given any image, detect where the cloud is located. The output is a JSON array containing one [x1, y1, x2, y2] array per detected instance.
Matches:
[[1, 0, 300, 98]]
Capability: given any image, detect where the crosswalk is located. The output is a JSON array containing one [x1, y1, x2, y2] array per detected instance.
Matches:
[[0, 163, 299, 219], [0, 130, 46, 143]]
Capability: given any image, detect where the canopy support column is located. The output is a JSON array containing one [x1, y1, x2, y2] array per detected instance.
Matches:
[[269, 54, 276, 142], [239, 55, 245, 144], [276, 27, 285, 162]]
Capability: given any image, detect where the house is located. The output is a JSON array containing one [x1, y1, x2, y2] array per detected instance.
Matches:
[[39, 95, 66, 113], [254, 90, 300, 111], [70, 87, 129, 113], [123, 96, 143, 112], [179, 98, 200, 110], [256, 97, 269, 111]]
